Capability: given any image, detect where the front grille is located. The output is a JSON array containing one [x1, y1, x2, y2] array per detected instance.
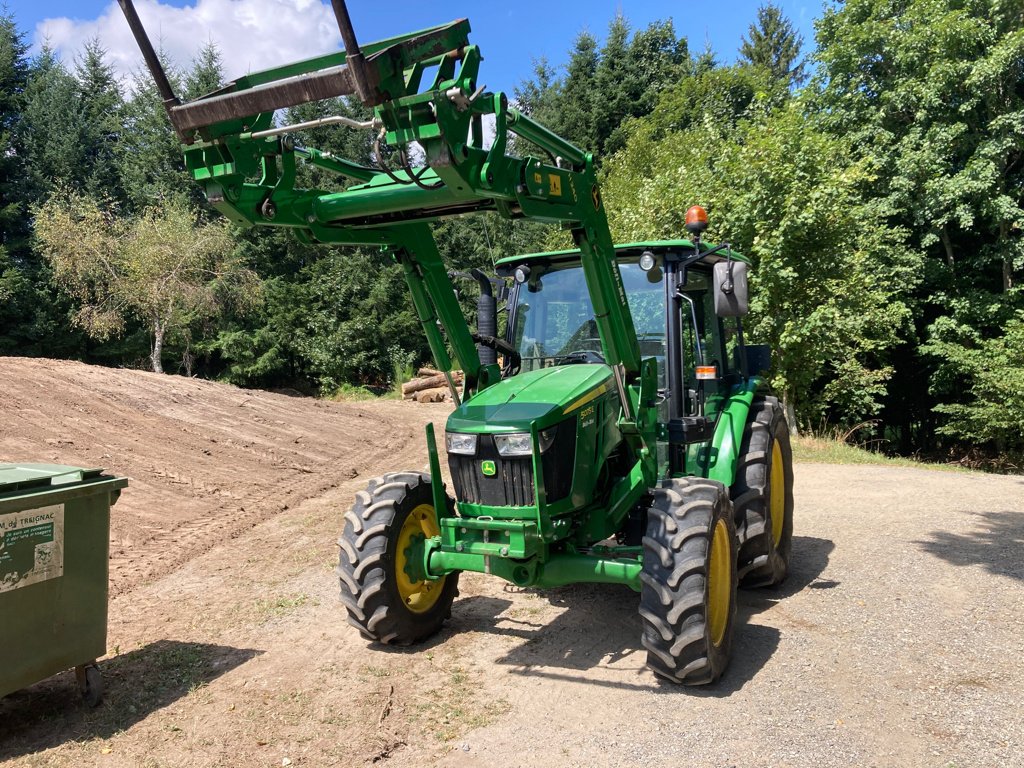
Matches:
[[449, 435, 534, 506], [449, 419, 577, 507]]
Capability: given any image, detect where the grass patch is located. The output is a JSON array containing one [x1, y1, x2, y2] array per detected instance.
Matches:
[[253, 593, 311, 619], [791, 434, 966, 472], [330, 383, 379, 402]]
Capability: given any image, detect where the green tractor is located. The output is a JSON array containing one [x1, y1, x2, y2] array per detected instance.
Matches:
[[340, 235, 794, 684], [118, 0, 793, 684]]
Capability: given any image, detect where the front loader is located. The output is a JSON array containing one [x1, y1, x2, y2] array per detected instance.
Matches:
[[119, 0, 794, 685]]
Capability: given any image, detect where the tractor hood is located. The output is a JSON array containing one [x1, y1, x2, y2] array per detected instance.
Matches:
[[446, 364, 614, 433]]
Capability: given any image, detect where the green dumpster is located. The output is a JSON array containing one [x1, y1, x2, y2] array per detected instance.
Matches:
[[0, 464, 127, 706]]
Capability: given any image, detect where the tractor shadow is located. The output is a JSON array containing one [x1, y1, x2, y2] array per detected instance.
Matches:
[[448, 535, 833, 696], [0, 640, 261, 759], [917, 510, 1024, 582]]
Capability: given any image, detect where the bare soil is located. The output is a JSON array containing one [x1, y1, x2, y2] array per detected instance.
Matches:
[[1, 358, 1021, 768]]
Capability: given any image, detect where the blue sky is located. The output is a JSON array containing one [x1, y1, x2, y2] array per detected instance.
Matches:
[[5, 1, 823, 90]]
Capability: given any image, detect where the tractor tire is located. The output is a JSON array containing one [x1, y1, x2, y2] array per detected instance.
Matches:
[[639, 478, 738, 686], [337, 471, 459, 645], [732, 395, 794, 588]]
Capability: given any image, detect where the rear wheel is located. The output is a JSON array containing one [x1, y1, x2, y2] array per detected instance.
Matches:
[[732, 396, 794, 587], [639, 478, 737, 685], [337, 472, 459, 645]]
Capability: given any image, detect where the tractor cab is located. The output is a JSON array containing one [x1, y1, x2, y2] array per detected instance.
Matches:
[[493, 240, 764, 478]]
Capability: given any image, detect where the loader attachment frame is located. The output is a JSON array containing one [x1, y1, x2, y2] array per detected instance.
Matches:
[[117, 0, 651, 459]]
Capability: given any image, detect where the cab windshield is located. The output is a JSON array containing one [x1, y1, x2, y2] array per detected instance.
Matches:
[[510, 261, 666, 377]]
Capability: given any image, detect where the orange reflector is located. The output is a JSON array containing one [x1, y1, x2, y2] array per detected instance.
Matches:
[[696, 365, 717, 380]]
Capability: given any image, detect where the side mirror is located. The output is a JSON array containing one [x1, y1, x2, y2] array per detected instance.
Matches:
[[713, 260, 749, 317]]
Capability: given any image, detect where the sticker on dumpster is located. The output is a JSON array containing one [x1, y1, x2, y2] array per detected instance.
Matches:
[[0, 504, 64, 592]]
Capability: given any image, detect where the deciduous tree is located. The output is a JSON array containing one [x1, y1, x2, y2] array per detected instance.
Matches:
[[35, 194, 259, 373]]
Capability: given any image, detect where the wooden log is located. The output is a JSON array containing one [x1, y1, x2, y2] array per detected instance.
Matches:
[[402, 374, 448, 395], [414, 387, 447, 403], [401, 371, 463, 396], [418, 366, 443, 377]]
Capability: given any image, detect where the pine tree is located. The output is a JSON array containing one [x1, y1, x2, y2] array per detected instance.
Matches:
[[592, 15, 632, 156], [75, 39, 124, 201], [0, 12, 76, 356], [0, 9, 29, 250], [556, 31, 599, 152], [117, 59, 188, 209], [185, 40, 225, 100], [738, 4, 806, 87], [22, 46, 82, 197]]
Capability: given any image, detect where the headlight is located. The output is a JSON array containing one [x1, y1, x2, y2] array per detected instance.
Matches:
[[494, 432, 532, 457], [494, 428, 557, 457], [445, 432, 478, 455]]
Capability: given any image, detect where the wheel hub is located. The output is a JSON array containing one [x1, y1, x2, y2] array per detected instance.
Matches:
[[395, 503, 444, 613]]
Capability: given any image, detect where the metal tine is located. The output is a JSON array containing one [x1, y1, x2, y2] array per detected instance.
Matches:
[[116, 1, 183, 135], [329, 0, 377, 106]]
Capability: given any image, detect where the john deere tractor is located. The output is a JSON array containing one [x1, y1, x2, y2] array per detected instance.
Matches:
[[119, 0, 793, 684]]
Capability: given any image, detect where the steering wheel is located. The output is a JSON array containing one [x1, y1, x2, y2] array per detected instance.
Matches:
[[566, 348, 606, 364]]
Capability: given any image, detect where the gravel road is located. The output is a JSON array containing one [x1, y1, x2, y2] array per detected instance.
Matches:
[[433, 463, 1024, 768]]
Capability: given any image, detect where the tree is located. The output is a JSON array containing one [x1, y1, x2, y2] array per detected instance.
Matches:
[[21, 46, 82, 197], [184, 40, 225, 100], [0, 10, 62, 357], [739, 5, 806, 87], [0, 9, 29, 252], [34, 193, 260, 373], [513, 17, 689, 159], [75, 39, 123, 201], [117, 61, 189, 209], [593, 17, 689, 155], [813, 0, 1024, 456], [603, 90, 917, 429], [555, 31, 599, 151], [924, 312, 1024, 459]]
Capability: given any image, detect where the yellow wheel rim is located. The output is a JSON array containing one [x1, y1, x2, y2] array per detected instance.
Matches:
[[707, 518, 732, 647], [770, 441, 785, 547], [395, 503, 445, 614]]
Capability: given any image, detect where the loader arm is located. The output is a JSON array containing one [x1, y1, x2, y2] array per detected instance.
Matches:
[[116, 0, 643, 430]]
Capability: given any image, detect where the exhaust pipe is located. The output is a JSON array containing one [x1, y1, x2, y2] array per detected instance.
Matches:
[[469, 269, 498, 366]]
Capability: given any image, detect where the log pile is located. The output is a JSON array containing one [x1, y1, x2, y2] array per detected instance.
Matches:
[[401, 367, 463, 403]]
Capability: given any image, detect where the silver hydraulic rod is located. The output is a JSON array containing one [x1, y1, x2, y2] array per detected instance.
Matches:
[[249, 114, 377, 139]]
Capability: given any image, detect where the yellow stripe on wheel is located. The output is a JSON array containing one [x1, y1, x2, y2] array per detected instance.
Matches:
[[707, 518, 732, 647], [770, 441, 785, 547]]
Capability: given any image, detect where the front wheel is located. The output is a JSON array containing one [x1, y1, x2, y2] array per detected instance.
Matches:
[[337, 472, 459, 645], [639, 478, 738, 685]]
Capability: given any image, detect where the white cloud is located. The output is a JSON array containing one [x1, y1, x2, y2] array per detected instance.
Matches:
[[35, 0, 344, 86]]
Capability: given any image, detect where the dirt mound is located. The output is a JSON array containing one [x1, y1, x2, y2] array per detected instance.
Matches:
[[0, 357, 421, 596]]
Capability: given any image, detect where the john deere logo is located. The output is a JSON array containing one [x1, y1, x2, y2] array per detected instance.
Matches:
[[481, 460, 496, 476]]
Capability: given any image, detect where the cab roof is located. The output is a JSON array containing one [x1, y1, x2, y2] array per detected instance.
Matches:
[[493, 239, 749, 276]]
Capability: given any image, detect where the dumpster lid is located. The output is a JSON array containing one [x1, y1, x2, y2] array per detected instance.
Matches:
[[0, 464, 107, 494]]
